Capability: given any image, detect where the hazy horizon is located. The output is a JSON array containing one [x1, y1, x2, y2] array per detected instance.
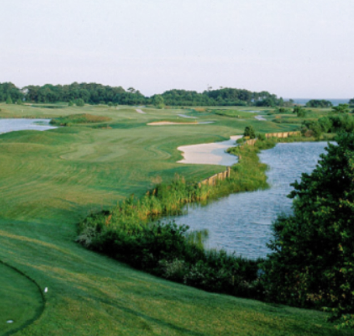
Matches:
[[1, 0, 353, 99]]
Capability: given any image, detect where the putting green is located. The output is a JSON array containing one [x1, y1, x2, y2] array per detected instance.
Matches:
[[0, 262, 44, 336]]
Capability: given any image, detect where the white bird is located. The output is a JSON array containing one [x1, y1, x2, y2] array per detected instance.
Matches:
[[44, 287, 48, 293], [7, 320, 14, 324]]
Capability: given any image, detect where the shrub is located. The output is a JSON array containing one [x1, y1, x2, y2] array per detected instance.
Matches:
[[293, 106, 306, 117], [75, 98, 85, 107], [243, 126, 256, 139]]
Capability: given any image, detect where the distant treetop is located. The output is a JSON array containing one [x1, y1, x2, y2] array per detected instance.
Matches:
[[0, 82, 291, 107], [305, 99, 333, 108]]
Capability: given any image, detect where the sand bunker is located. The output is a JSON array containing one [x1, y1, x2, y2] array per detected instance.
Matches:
[[178, 135, 242, 166], [255, 115, 266, 121], [148, 121, 197, 125], [136, 109, 146, 114]]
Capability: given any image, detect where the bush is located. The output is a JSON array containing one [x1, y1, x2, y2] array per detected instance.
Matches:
[[75, 98, 85, 107], [293, 106, 306, 117], [243, 126, 256, 139]]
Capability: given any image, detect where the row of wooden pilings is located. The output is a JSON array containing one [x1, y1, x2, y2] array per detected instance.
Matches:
[[198, 167, 232, 187], [265, 131, 300, 139], [244, 131, 301, 146]]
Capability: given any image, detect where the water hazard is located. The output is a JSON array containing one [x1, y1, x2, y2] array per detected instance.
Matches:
[[0, 119, 56, 134], [168, 142, 330, 259]]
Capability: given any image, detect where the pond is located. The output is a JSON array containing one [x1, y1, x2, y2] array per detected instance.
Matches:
[[168, 141, 330, 259], [0, 119, 56, 134]]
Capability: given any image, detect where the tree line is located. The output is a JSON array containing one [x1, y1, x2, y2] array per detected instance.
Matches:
[[1, 82, 292, 107]]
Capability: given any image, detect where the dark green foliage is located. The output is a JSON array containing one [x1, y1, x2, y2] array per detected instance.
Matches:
[[0, 82, 23, 102], [293, 106, 307, 117], [68, 101, 74, 106], [244, 126, 256, 139], [24, 82, 146, 105], [306, 100, 333, 108], [79, 219, 263, 299], [303, 115, 354, 137], [349, 98, 354, 107], [6, 95, 13, 104], [262, 133, 354, 328], [255, 97, 277, 107], [153, 94, 165, 109], [275, 107, 292, 114], [75, 98, 85, 107], [0, 82, 288, 107], [332, 104, 350, 114]]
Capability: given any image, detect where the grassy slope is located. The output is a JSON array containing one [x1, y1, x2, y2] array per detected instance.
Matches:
[[0, 103, 348, 335]]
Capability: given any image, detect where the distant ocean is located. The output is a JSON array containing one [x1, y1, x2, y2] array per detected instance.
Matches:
[[288, 98, 350, 106]]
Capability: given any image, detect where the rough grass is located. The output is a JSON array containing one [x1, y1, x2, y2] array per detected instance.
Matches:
[[50, 113, 111, 126], [0, 103, 350, 335]]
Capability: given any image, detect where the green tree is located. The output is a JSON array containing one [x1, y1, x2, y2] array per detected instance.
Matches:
[[153, 95, 165, 109], [75, 98, 85, 107], [6, 95, 13, 104], [293, 106, 306, 117], [305, 99, 333, 108], [332, 104, 350, 114], [262, 133, 354, 328], [243, 126, 256, 139]]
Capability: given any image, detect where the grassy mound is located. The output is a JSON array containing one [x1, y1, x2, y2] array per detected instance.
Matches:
[[50, 113, 111, 126]]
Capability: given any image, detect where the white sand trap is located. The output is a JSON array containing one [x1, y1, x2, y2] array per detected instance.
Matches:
[[148, 121, 197, 125], [178, 135, 242, 166], [255, 115, 266, 121], [136, 109, 145, 114]]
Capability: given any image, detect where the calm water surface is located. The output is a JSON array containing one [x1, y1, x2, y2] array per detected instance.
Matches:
[[0, 119, 56, 134], [167, 142, 330, 259]]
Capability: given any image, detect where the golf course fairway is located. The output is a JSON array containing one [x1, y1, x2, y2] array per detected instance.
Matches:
[[0, 103, 348, 335]]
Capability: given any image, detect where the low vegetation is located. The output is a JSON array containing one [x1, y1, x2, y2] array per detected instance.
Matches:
[[50, 113, 111, 126]]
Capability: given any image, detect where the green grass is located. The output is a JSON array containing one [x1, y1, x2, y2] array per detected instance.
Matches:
[[0, 262, 43, 335], [0, 103, 350, 335], [50, 113, 111, 126]]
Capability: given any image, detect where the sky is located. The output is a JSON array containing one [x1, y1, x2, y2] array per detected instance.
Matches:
[[0, 0, 353, 98]]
